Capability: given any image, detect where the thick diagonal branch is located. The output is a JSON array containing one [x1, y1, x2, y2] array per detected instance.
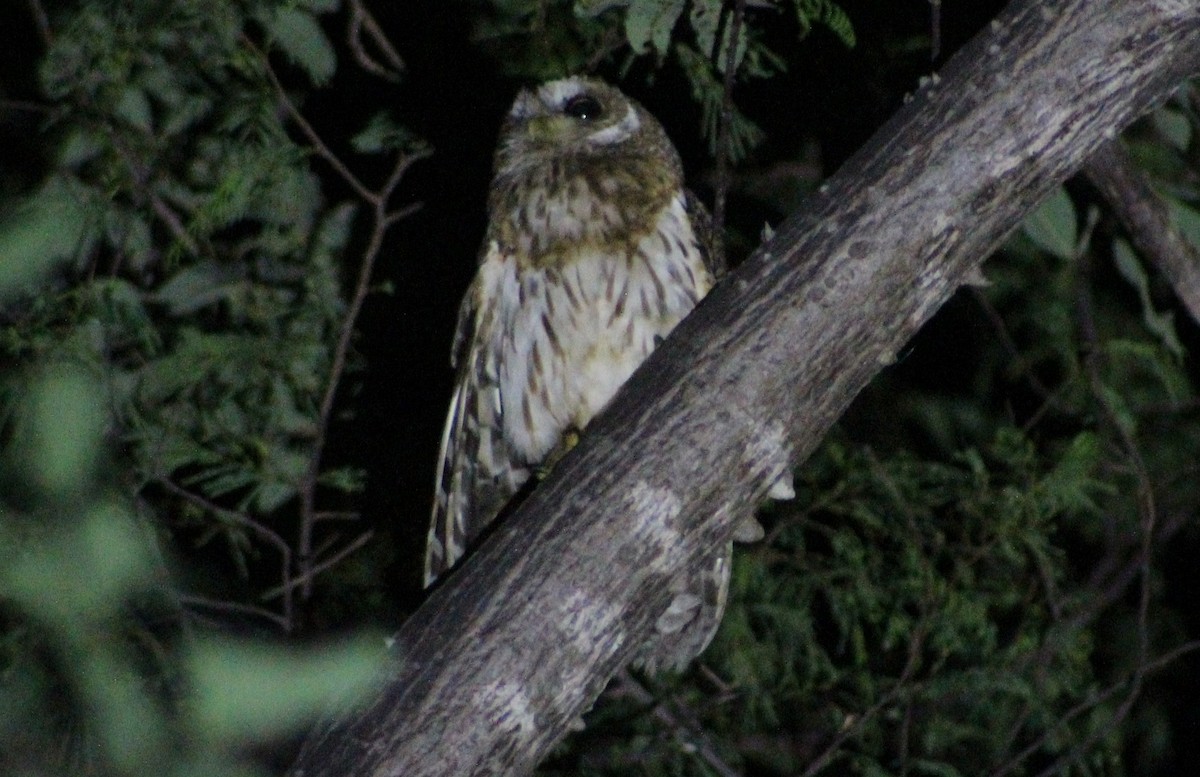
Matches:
[[290, 1, 1200, 775]]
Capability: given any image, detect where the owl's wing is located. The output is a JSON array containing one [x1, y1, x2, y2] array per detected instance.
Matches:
[[634, 542, 733, 674], [683, 188, 726, 280], [425, 244, 531, 587]]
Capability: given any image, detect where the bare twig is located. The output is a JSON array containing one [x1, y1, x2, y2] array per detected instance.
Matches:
[[712, 0, 747, 237], [988, 226, 1173, 777], [296, 145, 427, 599], [0, 98, 53, 115], [248, 31, 429, 602], [584, 25, 627, 73], [95, 119, 204, 259], [261, 529, 376, 601], [610, 669, 742, 777], [1042, 242, 1161, 776], [988, 641, 1200, 777], [929, 0, 942, 61], [968, 288, 1060, 404], [179, 594, 293, 631], [148, 192, 202, 257], [314, 510, 362, 523], [347, 0, 405, 82], [156, 477, 295, 630], [800, 619, 929, 777], [249, 36, 377, 204], [26, 0, 51, 46]]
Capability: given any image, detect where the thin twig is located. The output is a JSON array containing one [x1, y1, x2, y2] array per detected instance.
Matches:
[[297, 145, 428, 599], [712, 0, 747, 237], [990, 216, 1167, 777], [928, 0, 942, 61], [148, 192, 202, 257], [26, 0, 51, 46], [96, 116, 204, 259], [156, 477, 295, 629], [968, 287, 1060, 404], [0, 98, 53, 115], [612, 669, 742, 777], [249, 30, 429, 601], [314, 510, 362, 523], [347, 0, 405, 82], [988, 641, 1200, 777], [179, 594, 293, 631], [249, 36, 377, 204], [583, 25, 627, 73], [261, 529, 375, 601], [800, 618, 929, 777], [1040, 241, 1161, 776]]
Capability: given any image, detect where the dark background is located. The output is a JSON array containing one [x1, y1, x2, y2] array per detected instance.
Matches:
[[4, 1, 1198, 773]]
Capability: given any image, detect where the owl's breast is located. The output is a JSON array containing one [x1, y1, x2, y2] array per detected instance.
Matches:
[[495, 194, 712, 465]]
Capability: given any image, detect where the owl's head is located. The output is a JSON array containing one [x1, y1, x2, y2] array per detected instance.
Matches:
[[493, 77, 679, 180]]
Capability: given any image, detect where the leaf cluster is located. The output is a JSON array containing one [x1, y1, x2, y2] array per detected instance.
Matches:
[[0, 368, 383, 777], [1, 1, 406, 773], [472, 0, 855, 163], [2, 0, 364, 590]]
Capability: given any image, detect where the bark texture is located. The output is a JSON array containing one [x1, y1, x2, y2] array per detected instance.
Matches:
[[291, 1, 1200, 774]]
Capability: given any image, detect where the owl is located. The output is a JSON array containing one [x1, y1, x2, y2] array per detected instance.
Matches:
[[425, 76, 755, 672]]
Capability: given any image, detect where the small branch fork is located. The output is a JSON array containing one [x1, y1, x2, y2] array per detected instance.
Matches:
[[247, 13, 430, 611]]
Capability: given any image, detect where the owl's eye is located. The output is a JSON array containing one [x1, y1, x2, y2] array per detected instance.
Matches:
[[563, 94, 603, 121]]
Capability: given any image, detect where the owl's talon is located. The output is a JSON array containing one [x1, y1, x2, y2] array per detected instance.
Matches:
[[535, 428, 581, 479]]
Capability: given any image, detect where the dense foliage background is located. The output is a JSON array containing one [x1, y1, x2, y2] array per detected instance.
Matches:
[[2, 1, 1199, 775]]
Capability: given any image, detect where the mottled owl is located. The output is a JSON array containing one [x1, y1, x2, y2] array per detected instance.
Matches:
[[425, 76, 749, 671]]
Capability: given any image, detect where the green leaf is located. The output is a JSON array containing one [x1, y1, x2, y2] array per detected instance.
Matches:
[[1021, 186, 1077, 261], [319, 466, 366, 494], [1112, 238, 1185, 359], [797, 0, 856, 48], [261, 7, 337, 85], [187, 635, 385, 745], [0, 177, 96, 301], [688, 0, 720, 59], [1152, 106, 1192, 151], [57, 129, 105, 167], [625, 0, 686, 57], [0, 501, 154, 623], [151, 260, 247, 316], [1168, 197, 1200, 249], [351, 113, 428, 155], [5, 366, 106, 502], [114, 86, 154, 133]]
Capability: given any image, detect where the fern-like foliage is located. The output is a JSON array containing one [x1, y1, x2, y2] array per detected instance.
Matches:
[[0, 1, 410, 773], [4, 0, 362, 570], [477, 0, 854, 162]]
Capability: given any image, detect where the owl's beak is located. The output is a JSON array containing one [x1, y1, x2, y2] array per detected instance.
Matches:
[[523, 115, 573, 143]]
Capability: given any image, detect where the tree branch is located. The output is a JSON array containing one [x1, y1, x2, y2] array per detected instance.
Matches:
[[290, 0, 1200, 774], [1083, 139, 1200, 326]]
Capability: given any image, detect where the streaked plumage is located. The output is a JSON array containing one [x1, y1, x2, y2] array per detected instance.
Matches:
[[426, 76, 733, 671]]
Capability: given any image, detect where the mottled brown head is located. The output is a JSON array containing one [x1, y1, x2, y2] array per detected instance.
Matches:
[[489, 77, 685, 263], [494, 77, 680, 178]]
